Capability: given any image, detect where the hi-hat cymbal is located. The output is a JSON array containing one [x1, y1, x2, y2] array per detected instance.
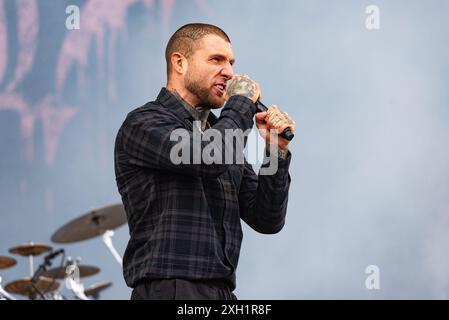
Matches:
[[5, 277, 59, 296], [51, 203, 126, 243], [0, 256, 17, 269], [42, 264, 100, 279], [84, 281, 112, 298], [8, 243, 52, 256]]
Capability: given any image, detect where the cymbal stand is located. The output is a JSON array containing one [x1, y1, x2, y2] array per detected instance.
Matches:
[[65, 261, 89, 300], [102, 230, 122, 266], [28, 254, 34, 277], [0, 276, 16, 300]]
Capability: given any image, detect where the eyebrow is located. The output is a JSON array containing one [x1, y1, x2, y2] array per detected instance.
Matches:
[[210, 54, 235, 66]]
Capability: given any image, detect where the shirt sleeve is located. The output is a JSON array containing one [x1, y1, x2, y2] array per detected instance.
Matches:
[[238, 151, 292, 234], [117, 95, 256, 179]]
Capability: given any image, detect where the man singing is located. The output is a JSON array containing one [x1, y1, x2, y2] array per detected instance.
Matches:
[[114, 23, 295, 300]]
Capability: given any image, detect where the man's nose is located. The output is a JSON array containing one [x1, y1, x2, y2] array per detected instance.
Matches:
[[221, 64, 233, 81]]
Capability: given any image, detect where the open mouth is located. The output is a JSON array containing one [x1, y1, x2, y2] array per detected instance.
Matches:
[[213, 83, 226, 96]]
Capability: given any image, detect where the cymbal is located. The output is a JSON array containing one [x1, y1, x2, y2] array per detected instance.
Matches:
[[5, 277, 59, 296], [84, 281, 112, 297], [8, 243, 52, 256], [42, 264, 100, 279], [0, 256, 17, 269], [51, 203, 126, 243]]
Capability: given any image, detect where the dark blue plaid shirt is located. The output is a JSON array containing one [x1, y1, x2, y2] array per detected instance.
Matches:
[[114, 88, 292, 289]]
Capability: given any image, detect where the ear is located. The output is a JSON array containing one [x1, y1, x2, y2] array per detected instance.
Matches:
[[170, 52, 188, 75]]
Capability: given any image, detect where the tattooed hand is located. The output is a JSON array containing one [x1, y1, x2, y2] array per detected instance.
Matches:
[[255, 105, 296, 150], [225, 74, 261, 103]]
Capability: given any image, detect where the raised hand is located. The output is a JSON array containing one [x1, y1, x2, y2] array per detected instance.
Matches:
[[225, 74, 261, 103]]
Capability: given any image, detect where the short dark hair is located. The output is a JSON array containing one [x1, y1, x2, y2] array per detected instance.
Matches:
[[165, 23, 231, 75]]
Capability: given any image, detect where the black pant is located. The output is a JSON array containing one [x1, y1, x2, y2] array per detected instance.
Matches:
[[131, 278, 238, 300]]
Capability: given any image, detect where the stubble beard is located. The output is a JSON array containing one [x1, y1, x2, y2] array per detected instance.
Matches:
[[185, 71, 224, 109]]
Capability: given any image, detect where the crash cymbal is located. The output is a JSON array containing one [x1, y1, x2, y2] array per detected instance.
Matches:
[[42, 264, 100, 279], [51, 203, 126, 243], [8, 243, 52, 256], [5, 277, 59, 296], [0, 256, 17, 269], [84, 281, 112, 298]]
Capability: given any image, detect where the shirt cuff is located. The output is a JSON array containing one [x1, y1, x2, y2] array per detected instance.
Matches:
[[264, 146, 292, 162]]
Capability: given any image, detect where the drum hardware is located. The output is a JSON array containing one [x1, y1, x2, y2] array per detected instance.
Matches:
[[51, 203, 126, 266], [0, 256, 17, 270], [4, 277, 60, 299], [8, 242, 53, 277], [2, 203, 124, 300], [64, 260, 89, 300], [84, 281, 112, 300], [102, 230, 122, 265], [0, 276, 16, 300]]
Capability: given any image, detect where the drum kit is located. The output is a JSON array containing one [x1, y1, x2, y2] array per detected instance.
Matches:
[[0, 203, 126, 300]]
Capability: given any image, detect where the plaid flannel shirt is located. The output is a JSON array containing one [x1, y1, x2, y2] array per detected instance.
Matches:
[[114, 88, 292, 289]]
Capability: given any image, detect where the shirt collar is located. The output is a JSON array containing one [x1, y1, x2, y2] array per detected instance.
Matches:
[[156, 87, 192, 120], [156, 87, 219, 126], [171, 89, 210, 123]]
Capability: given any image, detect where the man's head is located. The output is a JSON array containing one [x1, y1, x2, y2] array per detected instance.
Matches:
[[165, 23, 235, 109]]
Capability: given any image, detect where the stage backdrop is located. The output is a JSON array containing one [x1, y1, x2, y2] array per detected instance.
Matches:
[[1, 0, 449, 299]]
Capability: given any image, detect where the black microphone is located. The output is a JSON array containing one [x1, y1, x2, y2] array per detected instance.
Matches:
[[31, 249, 64, 284], [255, 101, 295, 141], [44, 248, 65, 261]]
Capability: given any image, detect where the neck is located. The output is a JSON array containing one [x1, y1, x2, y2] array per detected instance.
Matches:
[[170, 89, 208, 113], [166, 83, 201, 108]]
